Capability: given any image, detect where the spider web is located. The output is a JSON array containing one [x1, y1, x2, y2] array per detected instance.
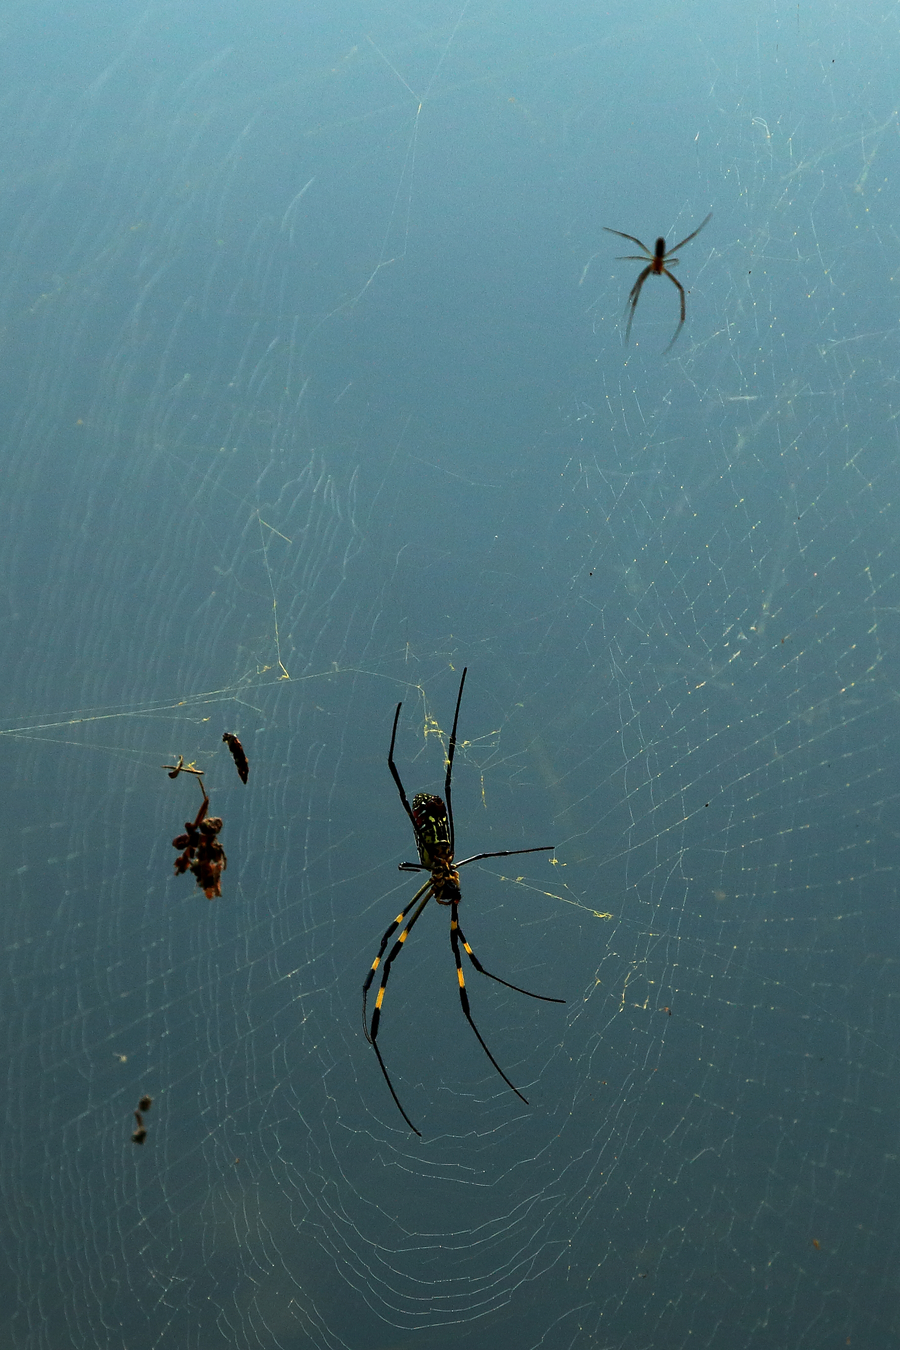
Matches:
[[0, 0, 899, 1347]]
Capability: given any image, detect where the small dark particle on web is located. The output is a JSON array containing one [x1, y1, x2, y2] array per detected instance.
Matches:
[[131, 1109, 147, 1145], [138, 1095, 152, 1113], [222, 732, 249, 784], [812, 1238, 821, 1250], [663, 1006, 672, 1016]]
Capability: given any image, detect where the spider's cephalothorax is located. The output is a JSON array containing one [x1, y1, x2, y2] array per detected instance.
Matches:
[[411, 792, 460, 901], [361, 667, 564, 1135]]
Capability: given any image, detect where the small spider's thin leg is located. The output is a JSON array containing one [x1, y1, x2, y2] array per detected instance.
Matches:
[[662, 270, 688, 353], [603, 226, 652, 255], [453, 913, 566, 1005], [449, 903, 529, 1103], [443, 667, 467, 857], [615, 254, 656, 263], [365, 885, 435, 1135], [624, 264, 653, 344], [388, 701, 418, 833], [362, 878, 431, 1039], [455, 844, 554, 867], [668, 211, 712, 255]]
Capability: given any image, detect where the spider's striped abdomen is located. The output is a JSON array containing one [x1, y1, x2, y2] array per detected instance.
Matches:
[[412, 792, 460, 901], [411, 793, 450, 860]]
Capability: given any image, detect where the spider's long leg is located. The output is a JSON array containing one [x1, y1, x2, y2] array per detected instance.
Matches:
[[387, 701, 418, 832], [603, 226, 651, 254], [662, 271, 687, 353], [624, 264, 653, 345], [454, 914, 565, 1004], [456, 844, 554, 868], [362, 878, 431, 1039], [444, 667, 467, 857], [365, 885, 434, 1136], [668, 211, 711, 255], [371, 1035, 422, 1137], [449, 902, 529, 1104]]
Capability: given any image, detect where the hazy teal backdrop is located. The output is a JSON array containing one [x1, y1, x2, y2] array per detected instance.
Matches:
[[0, 1, 897, 1347]]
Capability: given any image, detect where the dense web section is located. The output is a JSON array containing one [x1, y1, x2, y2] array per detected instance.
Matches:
[[1, 1, 899, 1346]]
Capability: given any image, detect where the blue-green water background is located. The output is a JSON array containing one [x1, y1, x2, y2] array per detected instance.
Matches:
[[0, 1, 898, 1346]]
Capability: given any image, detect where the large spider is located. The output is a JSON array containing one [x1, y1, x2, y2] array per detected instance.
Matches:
[[362, 668, 564, 1135], [604, 211, 711, 351]]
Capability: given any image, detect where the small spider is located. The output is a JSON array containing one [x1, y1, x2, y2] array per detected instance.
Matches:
[[604, 212, 711, 351]]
